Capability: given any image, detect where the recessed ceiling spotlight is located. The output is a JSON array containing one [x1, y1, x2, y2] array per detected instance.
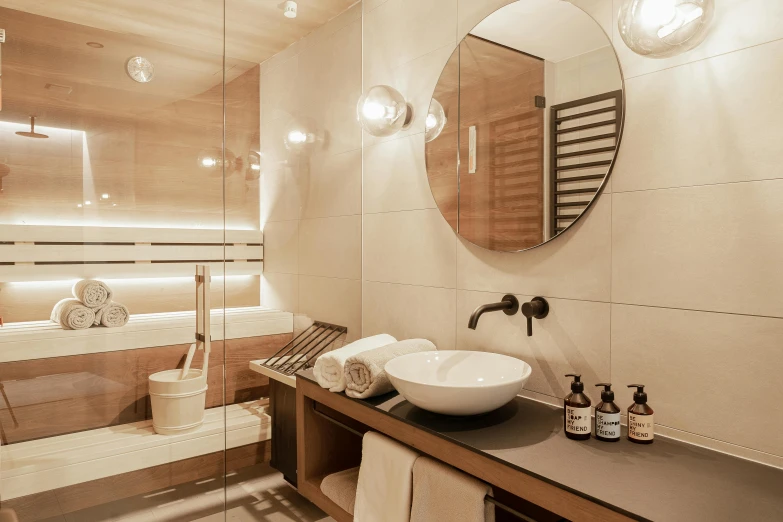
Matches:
[[283, 1, 297, 18], [126, 56, 154, 83], [86, 42, 104, 48], [101, 193, 110, 199]]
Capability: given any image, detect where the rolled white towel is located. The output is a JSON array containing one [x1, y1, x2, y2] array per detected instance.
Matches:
[[51, 298, 95, 330], [93, 301, 130, 328], [344, 339, 436, 399], [314, 334, 397, 392], [72, 279, 112, 308]]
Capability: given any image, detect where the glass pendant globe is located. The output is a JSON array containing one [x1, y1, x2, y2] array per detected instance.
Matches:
[[356, 85, 411, 137], [618, 0, 714, 58], [424, 98, 447, 143]]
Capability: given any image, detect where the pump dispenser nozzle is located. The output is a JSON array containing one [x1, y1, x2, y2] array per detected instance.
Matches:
[[565, 373, 584, 393], [595, 382, 614, 402], [628, 384, 647, 404]]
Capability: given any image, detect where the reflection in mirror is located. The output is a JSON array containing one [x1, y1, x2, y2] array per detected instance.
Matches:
[[425, 0, 624, 252]]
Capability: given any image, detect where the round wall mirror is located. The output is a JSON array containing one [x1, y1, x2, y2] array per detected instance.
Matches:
[[425, 0, 624, 252]]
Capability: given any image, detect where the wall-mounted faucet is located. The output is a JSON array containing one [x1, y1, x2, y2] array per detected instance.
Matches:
[[468, 294, 519, 329], [521, 297, 549, 336]]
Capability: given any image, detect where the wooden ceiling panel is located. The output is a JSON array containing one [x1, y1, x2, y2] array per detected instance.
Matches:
[[0, 0, 358, 63]]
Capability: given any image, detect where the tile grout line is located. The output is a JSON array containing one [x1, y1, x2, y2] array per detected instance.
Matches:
[[613, 175, 783, 196], [361, 280, 783, 322], [624, 34, 783, 82]]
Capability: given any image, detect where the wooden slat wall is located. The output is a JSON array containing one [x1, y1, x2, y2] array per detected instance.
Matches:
[[0, 333, 291, 444], [0, 225, 263, 321]]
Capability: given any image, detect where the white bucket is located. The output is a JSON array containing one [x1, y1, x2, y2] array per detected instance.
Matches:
[[149, 369, 208, 435]]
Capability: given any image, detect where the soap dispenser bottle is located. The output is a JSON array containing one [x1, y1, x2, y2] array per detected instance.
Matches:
[[627, 384, 654, 444], [563, 374, 591, 440], [594, 383, 621, 442]]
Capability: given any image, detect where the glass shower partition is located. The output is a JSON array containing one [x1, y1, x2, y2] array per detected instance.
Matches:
[[0, 2, 241, 520]]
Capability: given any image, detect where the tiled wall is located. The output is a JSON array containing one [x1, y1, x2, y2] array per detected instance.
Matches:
[[360, 0, 783, 465], [260, 4, 363, 341]]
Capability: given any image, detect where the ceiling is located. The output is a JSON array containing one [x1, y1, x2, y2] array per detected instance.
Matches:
[[469, 0, 611, 63], [0, 0, 356, 124], [0, 0, 358, 64]]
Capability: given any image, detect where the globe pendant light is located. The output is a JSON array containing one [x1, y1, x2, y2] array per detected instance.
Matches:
[[356, 85, 413, 137], [618, 0, 715, 58]]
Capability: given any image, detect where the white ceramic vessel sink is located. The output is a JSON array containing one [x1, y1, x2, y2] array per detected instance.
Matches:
[[385, 351, 532, 416]]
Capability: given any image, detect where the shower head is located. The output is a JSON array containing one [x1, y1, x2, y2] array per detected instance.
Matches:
[[15, 116, 48, 139]]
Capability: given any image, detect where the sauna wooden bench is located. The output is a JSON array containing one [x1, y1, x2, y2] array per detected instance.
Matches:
[[295, 370, 783, 522]]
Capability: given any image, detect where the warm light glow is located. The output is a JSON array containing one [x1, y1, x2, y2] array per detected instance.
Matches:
[[657, 4, 704, 38], [640, 0, 677, 26], [361, 101, 387, 121], [425, 113, 437, 131], [77, 204, 83, 208], [286, 130, 308, 144], [101, 193, 110, 199], [201, 157, 218, 168], [250, 164, 261, 171], [84, 200, 92, 205]]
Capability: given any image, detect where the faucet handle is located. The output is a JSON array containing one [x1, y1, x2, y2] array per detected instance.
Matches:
[[521, 297, 549, 336]]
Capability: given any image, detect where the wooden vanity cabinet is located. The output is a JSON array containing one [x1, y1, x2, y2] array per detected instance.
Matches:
[[295, 376, 633, 522]]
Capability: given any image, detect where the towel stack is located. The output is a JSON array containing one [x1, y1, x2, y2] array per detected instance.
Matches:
[[313, 335, 436, 399], [322, 431, 494, 522], [50, 279, 130, 330]]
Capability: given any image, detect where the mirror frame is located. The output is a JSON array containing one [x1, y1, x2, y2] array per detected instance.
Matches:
[[424, 0, 627, 253]]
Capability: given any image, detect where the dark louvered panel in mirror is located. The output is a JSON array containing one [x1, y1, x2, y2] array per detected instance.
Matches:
[[549, 90, 623, 237]]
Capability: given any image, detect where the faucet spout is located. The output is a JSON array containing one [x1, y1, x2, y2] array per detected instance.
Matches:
[[467, 294, 519, 329]]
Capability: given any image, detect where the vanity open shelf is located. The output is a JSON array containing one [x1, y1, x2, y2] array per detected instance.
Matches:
[[295, 370, 783, 522]]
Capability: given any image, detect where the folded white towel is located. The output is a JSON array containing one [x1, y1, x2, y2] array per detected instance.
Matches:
[[93, 301, 130, 328], [72, 279, 112, 308], [410, 456, 494, 522], [354, 431, 419, 522], [314, 334, 397, 392], [51, 298, 95, 330], [344, 339, 436, 399]]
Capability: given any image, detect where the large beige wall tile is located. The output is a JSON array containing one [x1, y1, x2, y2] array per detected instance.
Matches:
[[613, 0, 783, 79], [299, 17, 362, 157], [363, 281, 456, 349], [364, 0, 391, 13], [261, 272, 299, 312], [363, 209, 457, 288], [457, 0, 515, 40], [363, 133, 436, 214], [262, 220, 299, 274], [456, 194, 611, 301], [364, 0, 456, 74], [299, 215, 362, 280], [612, 180, 783, 317], [260, 162, 302, 224], [302, 149, 362, 219], [260, 54, 298, 123], [457, 291, 610, 403], [613, 40, 783, 193], [612, 304, 783, 456], [299, 275, 362, 342]]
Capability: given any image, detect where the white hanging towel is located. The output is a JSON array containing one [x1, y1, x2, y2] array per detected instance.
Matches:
[[354, 431, 419, 522], [410, 456, 494, 522]]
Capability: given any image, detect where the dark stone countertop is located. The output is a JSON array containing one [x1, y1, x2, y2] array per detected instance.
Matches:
[[298, 370, 783, 521]]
